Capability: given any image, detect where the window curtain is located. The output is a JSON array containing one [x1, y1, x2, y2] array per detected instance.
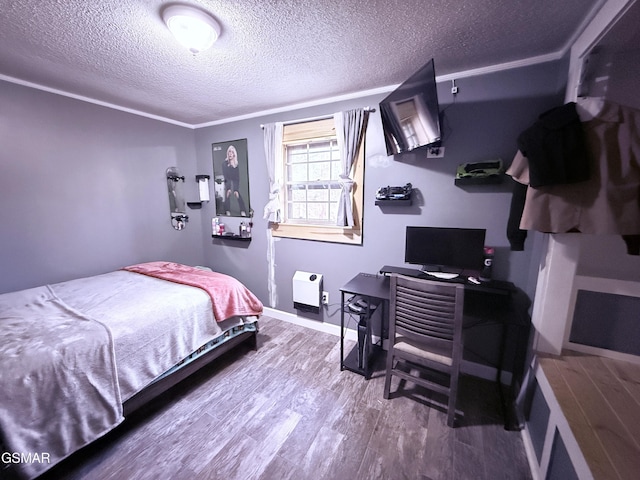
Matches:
[[262, 122, 283, 308], [262, 122, 284, 223], [334, 108, 369, 227]]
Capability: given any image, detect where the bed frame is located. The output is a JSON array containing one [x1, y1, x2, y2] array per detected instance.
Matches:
[[123, 329, 258, 416]]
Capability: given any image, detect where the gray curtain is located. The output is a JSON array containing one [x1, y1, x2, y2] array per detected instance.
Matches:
[[262, 122, 283, 308], [262, 122, 284, 223], [334, 108, 369, 226]]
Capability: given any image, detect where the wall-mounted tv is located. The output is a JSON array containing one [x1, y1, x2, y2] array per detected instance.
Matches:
[[405, 226, 486, 279], [380, 58, 441, 156]]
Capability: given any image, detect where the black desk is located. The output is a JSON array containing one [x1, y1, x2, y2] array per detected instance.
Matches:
[[339, 268, 531, 430], [379, 265, 515, 296]]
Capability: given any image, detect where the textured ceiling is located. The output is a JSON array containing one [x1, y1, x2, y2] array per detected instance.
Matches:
[[0, 0, 607, 126]]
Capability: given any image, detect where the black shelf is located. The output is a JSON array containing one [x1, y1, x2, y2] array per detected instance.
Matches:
[[342, 298, 380, 316], [375, 199, 412, 206], [342, 344, 364, 374], [342, 344, 382, 377], [212, 234, 251, 241], [454, 174, 505, 186]]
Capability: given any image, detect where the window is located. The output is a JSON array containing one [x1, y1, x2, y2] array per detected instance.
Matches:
[[271, 117, 364, 244], [286, 139, 341, 225]]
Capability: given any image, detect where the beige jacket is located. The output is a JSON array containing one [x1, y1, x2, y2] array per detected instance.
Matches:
[[507, 98, 640, 235]]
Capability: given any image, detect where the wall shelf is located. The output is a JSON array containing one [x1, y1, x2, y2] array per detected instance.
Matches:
[[375, 199, 412, 206], [454, 174, 505, 186], [212, 234, 251, 241]]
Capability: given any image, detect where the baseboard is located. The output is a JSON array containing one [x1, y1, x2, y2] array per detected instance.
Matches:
[[521, 425, 543, 480], [263, 307, 511, 384], [462, 360, 512, 384], [263, 307, 358, 342]]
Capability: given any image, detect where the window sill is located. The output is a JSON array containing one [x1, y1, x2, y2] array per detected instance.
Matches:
[[271, 223, 362, 245]]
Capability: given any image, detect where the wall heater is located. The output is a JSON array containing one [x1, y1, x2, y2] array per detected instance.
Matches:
[[292, 271, 323, 314]]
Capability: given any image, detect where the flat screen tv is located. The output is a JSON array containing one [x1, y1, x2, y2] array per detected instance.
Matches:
[[405, 226, 486, 279], [380, 58, 441, 156]]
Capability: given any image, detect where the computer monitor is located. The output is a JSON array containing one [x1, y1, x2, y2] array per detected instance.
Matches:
[[404, 226, 486, 279]]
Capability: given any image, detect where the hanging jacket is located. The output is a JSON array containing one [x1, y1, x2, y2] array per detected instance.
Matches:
[[517, 102, 590, 188], [506, 98, 640, 254]]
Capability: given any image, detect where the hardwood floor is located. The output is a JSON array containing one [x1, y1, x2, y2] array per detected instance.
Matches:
[[42, 316, 532, 480]]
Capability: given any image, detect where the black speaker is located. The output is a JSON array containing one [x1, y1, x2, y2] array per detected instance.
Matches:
[[357, 319, 368, 369]]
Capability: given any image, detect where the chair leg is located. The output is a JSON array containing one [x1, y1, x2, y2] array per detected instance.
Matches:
[[447, 370, 460, 427], [383, 371, 392, 399], [446, 401, 456, 427], [383, 353, 394, 399]]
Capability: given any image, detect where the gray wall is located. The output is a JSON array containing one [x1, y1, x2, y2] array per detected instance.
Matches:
[[1, 60, 568, 372], [1, 59, 567, 322], [194, 60, 569, 327], [0, 80, 205, 294]]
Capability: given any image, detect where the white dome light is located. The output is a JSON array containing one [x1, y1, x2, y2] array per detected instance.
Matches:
[[162, 5, 221, 54]]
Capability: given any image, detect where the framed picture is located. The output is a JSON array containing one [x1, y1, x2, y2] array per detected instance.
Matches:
[[212, 138, 251, 217]]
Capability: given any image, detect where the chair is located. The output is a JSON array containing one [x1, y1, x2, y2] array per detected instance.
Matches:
[[383, 274, 465, 427]]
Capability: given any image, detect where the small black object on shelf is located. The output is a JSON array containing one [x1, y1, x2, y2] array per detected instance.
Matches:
[[455, 160, 504, 186], [375, 182, 413, 206]]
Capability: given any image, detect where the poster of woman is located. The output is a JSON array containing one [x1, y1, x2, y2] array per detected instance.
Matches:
[[212, 139, 251, 217]]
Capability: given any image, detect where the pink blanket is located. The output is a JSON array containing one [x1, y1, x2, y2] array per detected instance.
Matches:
[[123, 262, 263, 322]]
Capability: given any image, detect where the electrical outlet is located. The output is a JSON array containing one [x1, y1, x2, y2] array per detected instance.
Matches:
[[427, 146, 445, 158], [322, 291, 329, 305]]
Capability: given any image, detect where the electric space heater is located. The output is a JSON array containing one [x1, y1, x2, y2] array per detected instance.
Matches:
[[292, 271, 323, 314]]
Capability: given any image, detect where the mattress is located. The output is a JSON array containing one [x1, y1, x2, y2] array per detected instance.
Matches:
[[50, 270, 249, 401]]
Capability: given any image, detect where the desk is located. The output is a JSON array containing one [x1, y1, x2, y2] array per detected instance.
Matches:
[[339, 268, 531, 430], [379, 265, 515, 296]]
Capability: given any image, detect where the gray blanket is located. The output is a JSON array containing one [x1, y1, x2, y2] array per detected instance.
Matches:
[[51, 271, 233, 401], [0, 285, 122, 480], [1, 270, 242, 479]]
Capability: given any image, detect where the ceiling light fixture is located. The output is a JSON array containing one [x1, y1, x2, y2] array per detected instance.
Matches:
[[162, 5, 221, 54]]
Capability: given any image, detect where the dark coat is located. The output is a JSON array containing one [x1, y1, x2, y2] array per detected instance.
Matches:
[[517, 102, 589, 188]]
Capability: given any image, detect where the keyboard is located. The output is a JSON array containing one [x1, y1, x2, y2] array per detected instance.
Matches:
[[424, 271, 459, 280]]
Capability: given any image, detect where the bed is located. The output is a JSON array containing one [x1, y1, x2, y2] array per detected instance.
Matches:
[[0, 261, 263, 480]]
